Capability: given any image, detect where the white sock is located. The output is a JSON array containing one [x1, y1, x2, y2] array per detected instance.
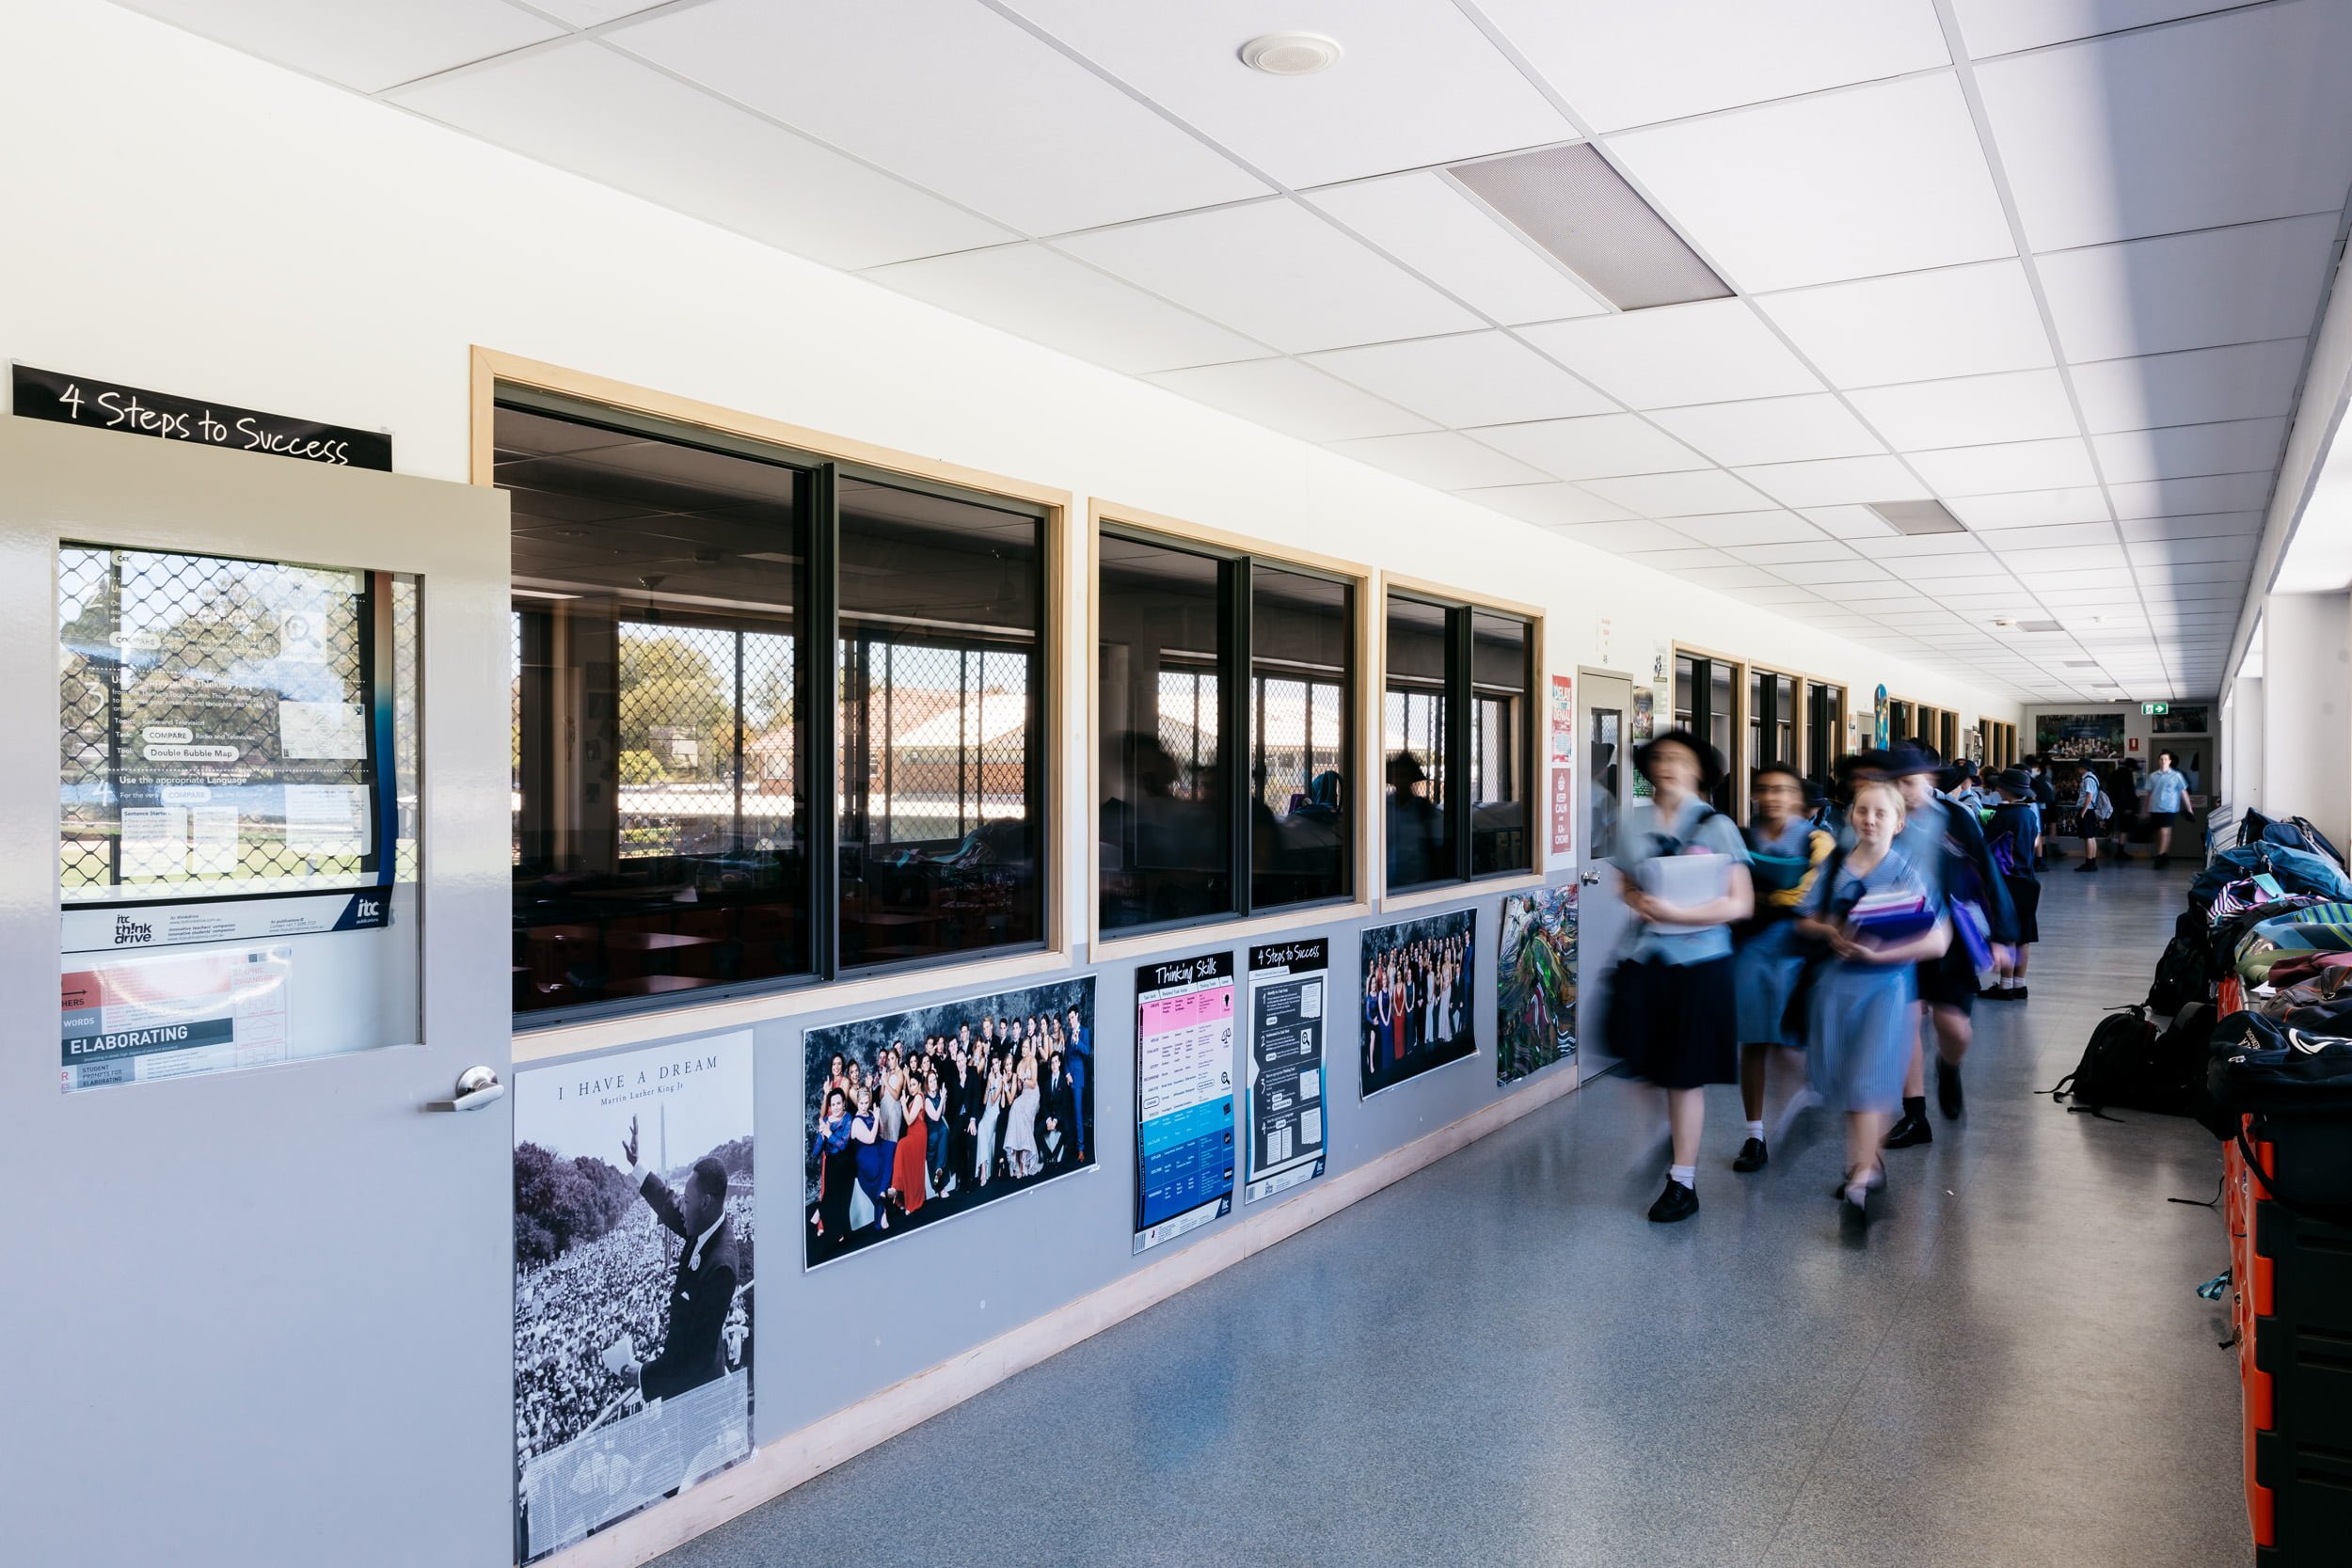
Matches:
[[1669, 1164, 1695, 1190], [1743, 1119, 1765, 1141]]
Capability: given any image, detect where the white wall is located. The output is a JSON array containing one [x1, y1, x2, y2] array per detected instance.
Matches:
[[2227, 681, 2265, 821], [2259, 593, 2352, 847]]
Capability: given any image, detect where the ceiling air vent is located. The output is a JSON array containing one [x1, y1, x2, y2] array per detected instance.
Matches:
[[1866, 499, 1965, 536], [2014, 619, 2063, 633], [2063, 659, 2100, 667], [1445, 145, 1731, 311]]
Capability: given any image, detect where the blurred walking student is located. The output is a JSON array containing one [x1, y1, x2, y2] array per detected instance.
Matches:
[[1731, 763, 1835, 1174], [1887, 745, 2016, 1144], [2073, 763, 2110, 873], [1793, 777, 1949, 1222], [2143, 750, 2191, 869], [1982, 769, 2042, 1000], [1608, 730, 1755, 1225], [2026, 757, 2057, 870]]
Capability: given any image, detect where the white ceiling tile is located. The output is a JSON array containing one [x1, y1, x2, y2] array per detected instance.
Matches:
[[2108, 471, 2276, 517], [2090, 419, 2289, 484], [1003, 0, 1577, 186], [1667, 512, 1828, 547], [116, 0, 562, 93], [1679, 564, 1786, 589], [1055, 201, 1482, 354], [1845, 370, 2079, 450], [1851, 532, 1994, 559], [1477, 0, 1949, 134], [1145, 358, 1434, 441], [1801, 505, 1900, 539], [1983, 521, 2122, 551], [2069, 339, 2309, 435], [610, 0, 1270, 234], [1736, 455, 1932, 507], [2129, 534, 2259, 567], [2118, 511, 2264, 542], [1306, 332, 1614, 428], [1772, 558, 1897, 584], [1754, 261, 2055, 388], [2023, 566, 2139, 591], [1465, 414, 1710, 481], [1579, 468, 1780, 516], [1645, 395, 1885, 467], [1328, 430, 1550, 489], [1619, 546, 1739, 571], [1729, 540, 1860, 565], [1740, 583, 1829, 607], [1515, 298, 1822, 408], [529, 0, 670, 23], [2037, 214, 2340, 361], [1606, 73, 2014, 293], [1907, 436, 2099, 496], [1301, 173, 1606, 326], [866, 244, 1264, 372], [388, 42, 1015, 269], [1918, 573, 2026, 595], [1460, 483, 1638, 528], [1540, 518, 1697, 551], [1994, 544, 2131, 573], [1944, 487, 2112, 529], [1974, 2, 2352, 251]]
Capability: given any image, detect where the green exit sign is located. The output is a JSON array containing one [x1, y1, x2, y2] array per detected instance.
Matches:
[[2142, 702, 2169, 715]]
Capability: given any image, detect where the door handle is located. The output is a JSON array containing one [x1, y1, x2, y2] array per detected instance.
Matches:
[[1580, 870, 1602, 885], [426, 1065, 505, 1113]]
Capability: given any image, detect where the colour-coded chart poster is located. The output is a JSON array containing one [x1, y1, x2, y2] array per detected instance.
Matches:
[[1245, 938, 1327, 1205], [1134, 951, 1235, 1253]]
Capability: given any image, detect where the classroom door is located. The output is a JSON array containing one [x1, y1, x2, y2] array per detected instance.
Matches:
[[1577, 671, 1633, 1065], [0, 415, 514, 1568]]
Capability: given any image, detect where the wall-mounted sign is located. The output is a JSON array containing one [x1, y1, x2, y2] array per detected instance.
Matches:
[[1135, 952, 1235, 1252], [1245, 939, 1327, 1205], [2141, 702, 2169, 716], [12, 364, 391, 470]]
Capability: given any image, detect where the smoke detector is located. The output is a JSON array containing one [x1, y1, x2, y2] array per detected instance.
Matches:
[[1240, 32, 1343, 75]]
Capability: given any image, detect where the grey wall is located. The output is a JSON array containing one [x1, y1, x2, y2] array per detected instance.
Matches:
[[530, 883, 1571, 1444]]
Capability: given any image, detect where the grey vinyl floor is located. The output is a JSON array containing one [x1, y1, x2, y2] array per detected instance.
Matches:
[[663, 856, 2246, 1568]]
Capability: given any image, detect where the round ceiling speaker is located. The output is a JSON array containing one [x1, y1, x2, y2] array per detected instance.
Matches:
[[1240, 32, 1343, 76]]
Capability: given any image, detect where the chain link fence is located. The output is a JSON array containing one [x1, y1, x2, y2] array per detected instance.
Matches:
[[840, 637, 1028, 846]]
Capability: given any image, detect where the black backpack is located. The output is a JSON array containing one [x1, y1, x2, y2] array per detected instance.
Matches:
[[2145, 907, 2213, 1013], [2049, 1006, 2161, 1113], [2207, 1011, 2352, 1117]]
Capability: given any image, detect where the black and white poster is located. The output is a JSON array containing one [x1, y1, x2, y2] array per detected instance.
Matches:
[[1246, 938, 1327, 1204], [803, 976, 1096, 1269], [513, 1034, 755, 1563], [1359, 910, 1477, 1097]]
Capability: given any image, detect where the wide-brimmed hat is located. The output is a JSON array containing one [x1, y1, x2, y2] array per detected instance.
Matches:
[[1994, 768, 2032, 796], [1888, 743, 1943, 777], [1634, 727, 1725, 796]]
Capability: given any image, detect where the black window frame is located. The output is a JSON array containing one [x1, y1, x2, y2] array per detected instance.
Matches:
[[1383, 590, 1537, 893], [501, 386, 1054, 1030], [1096, 523, 1359, 941], [1672, 651, 1740, 816]]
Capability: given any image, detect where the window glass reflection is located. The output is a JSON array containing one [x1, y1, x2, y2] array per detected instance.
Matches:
[[1251, 566, 1349, 909]]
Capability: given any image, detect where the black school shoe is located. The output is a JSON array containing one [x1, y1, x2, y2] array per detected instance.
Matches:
[[2075, 860, 2100, 873], [1732, 1137, 1770, 1173], [1936, 1058, 1964, 1119], [1883, 1112, 1933, 1148], [1647, 1179, 1699, 1223]]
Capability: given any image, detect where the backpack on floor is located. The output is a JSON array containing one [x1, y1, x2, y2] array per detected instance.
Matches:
[[2048, 1006, 2162, 1114], [2146, 907, 2214, 1014]]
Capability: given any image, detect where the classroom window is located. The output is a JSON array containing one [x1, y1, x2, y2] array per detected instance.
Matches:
[[500, 397, 1047, 1024], [1673, 652, 1740, 815], [1387, 594, 1534, 889], [1748, 668, 1796, 769], [1097, 530, 1355, 934], [1806, 683, 1846, 782]]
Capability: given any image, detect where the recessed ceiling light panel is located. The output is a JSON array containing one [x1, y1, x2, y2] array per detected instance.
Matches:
[[1445, 144, 1730, 311], [1240, 32, 1343, 76], [1866, 499, 1965, 536]]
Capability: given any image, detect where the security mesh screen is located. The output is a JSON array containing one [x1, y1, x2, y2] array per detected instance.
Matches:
[[1255, 676, 1343, 812], [59, 545, 382, 898], [1156, 665, 1220, 800], [617, 621, 740, 859]]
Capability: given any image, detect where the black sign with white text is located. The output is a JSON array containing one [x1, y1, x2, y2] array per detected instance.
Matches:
[[11, 364, 391, 470], [1245, 937, 1328, 1204]]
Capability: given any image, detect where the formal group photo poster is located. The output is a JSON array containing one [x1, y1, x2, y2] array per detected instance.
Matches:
[[1135, 952, 1236, 1253], [803, 976, 1096, 1269], [1498, 887, 1580, 1086], [1246, 938, 1328, 1204], [1360, 909, 1477, 1098], [2035, 711, 2125, 760], [513, 1033, 755, 1564]]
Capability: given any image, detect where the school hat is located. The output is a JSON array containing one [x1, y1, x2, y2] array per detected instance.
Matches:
[[1994, 768, 2032, 797], [1888, 742, 1942, 776], [1634, 727, 1725, 797]]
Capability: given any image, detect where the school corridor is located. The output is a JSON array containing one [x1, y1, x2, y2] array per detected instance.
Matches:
[[661, 861, 2238, 1568]]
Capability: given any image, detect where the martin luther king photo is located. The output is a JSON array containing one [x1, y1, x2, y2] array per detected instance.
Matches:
[[512, 1032, 755, 1562]]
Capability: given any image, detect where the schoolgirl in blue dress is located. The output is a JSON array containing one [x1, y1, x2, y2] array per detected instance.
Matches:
[[1731, 763, 1835, 1174], [1794, 777, 1951, 1222]]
